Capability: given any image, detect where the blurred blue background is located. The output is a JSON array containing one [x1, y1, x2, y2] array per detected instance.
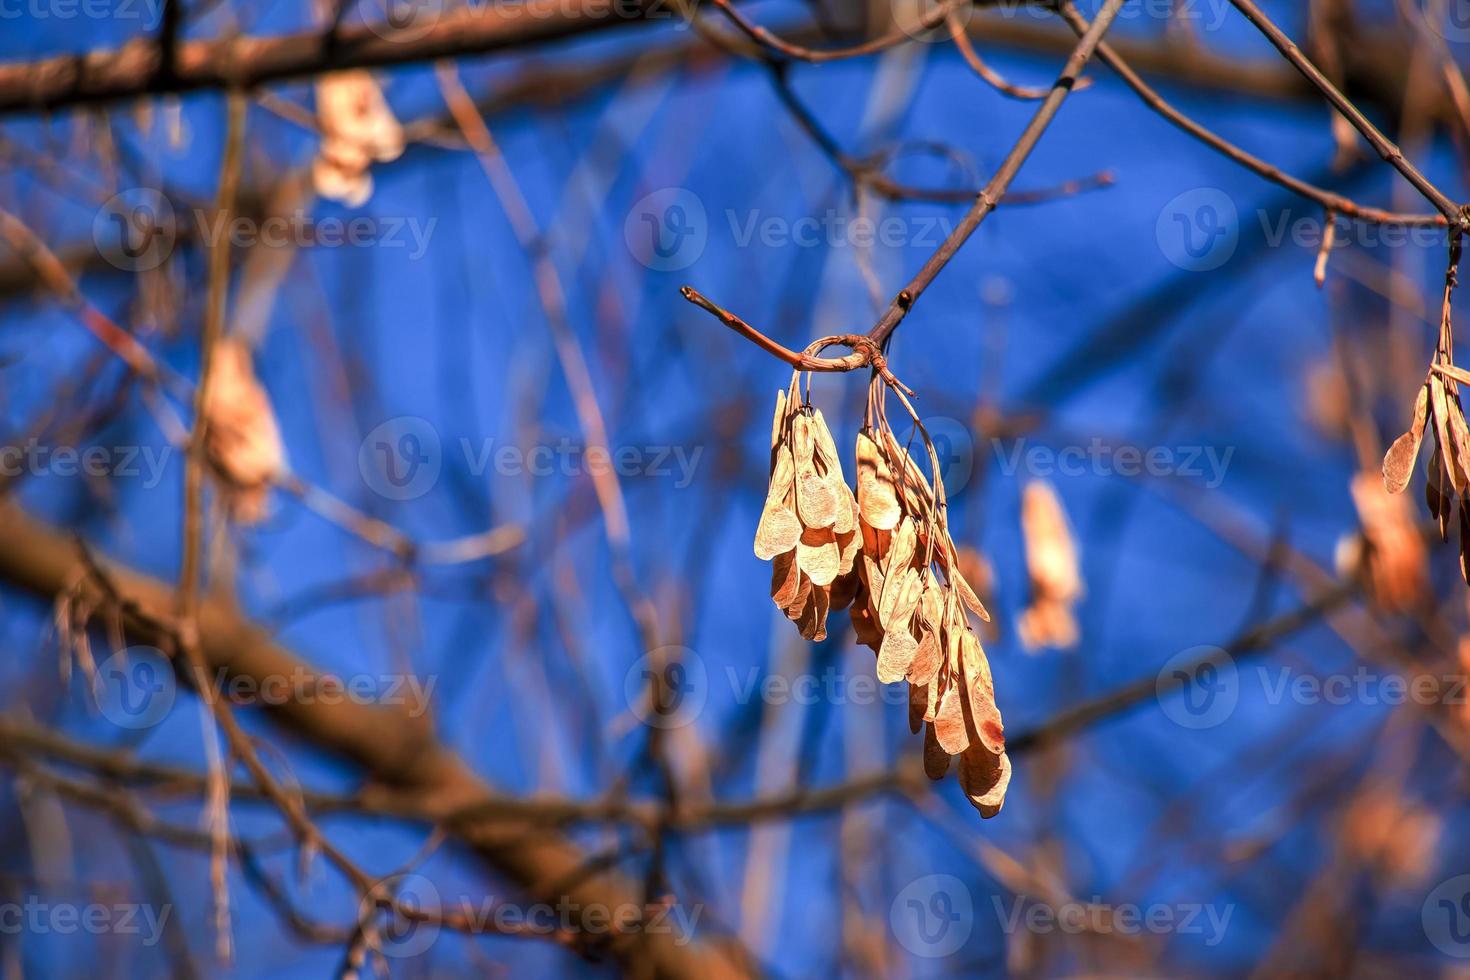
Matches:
[[1, 0, 1468, 975]]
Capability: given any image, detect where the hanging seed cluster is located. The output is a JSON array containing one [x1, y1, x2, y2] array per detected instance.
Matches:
[[1384, 240, 1470, 583], [755, 375, 862, 641], [756, 365, 1010, 818]]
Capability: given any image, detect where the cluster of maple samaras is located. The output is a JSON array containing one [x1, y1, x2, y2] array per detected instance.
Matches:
[[1383, 355, 1470, 583], [754, 374, 1010, 817]]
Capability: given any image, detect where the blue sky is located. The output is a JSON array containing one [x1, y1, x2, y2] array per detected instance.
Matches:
[[2, 0, 1468, 975]]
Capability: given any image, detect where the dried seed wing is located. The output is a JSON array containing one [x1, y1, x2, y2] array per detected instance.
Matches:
[[771, 549, 801, 607], [796, 526, 841, 586], [810, 584, 831, 642], [859, 518, 890, 560], [861, 554, 886, 607], [879, 567, 920, 632], [1384, 383, 1430, 494], [1427, 445, 1445, 522], [829, 568, 860, 612], [796, 584, 821, 639], [1432, 377, 1462, 493], [754, 504, 801, 560], [923, 722, 950, 779], [961, 633, 1005, 754], [767, 444, 796, 504], [770, 389, 787, 452], [876, 628, 918, 684], [908, 624, 942, 686], [1450, 403, 1470, 491], [920, 578, 943, 630], [836, 525, 860, 576], [1461, 497, 1470, 586], [887, 517, 918, 578], [796, 472, 839, 529], [908, 682, 926, 734], [950, 563, 991, 623], [792, 413, 815, 468], [934, 684, 970, 754], [811, 409, 845, 479], [1431, 445, 1453, 541], [785, 571, 813, 621], [856, 429, 901, 530], [891, 571, 925, 630], [832, 485, 857, 536], [958, 747, 1011, 818], [851, 599, 884, 651]]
